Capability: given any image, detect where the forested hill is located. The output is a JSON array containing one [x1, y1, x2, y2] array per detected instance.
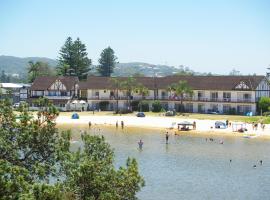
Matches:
[[0, 56, 58, 76], [0, 55, 208, 78]]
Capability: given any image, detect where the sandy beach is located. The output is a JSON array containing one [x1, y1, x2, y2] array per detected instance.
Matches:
[[55, 114, 270, 138]]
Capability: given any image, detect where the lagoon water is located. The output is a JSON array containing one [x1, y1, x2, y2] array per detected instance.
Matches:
[[61, 125, 270, 200]]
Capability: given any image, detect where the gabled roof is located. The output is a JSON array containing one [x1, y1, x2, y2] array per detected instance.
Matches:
[[30, 76, 79, 90], [79, 75, 266, 91]]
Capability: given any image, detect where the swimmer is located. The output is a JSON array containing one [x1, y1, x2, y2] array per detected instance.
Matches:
[[138, 139, 143, 149], [165, 132, 169, 144], [260, 160, 263, 165], [230, 159, 232, 163], [253, 165, 257, 168]]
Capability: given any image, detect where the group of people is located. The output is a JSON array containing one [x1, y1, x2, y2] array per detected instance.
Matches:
[[252, 122, 265, 131], [115, 120, 124, 129]]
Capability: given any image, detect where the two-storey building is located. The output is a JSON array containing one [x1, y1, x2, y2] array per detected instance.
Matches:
[[28, 76, 79, 111], [79, 75, 270, 115]]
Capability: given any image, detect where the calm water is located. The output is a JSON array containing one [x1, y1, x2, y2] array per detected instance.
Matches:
[[60, 125, 270, 200]]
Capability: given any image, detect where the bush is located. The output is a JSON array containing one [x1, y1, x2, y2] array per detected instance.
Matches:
[[152, 100, 162, 112], [258, 97, 270, 113], [138, 101, 149, 112], [99, 101, 109, 111], [118, 108, 133, 114], [131, 101, 139, 111]]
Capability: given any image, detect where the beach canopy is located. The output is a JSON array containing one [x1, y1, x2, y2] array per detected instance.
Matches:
[[72, 100, 78, 104], [79, 100, 86, 104], [71, 113, 79, 119], [215, 121, 226, 129], [178, 121, 193, 126]]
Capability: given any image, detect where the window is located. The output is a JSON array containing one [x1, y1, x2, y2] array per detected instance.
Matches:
[[223, 92, 231, 102], [198, 91, 204, 100], [48, 91, 57, 96], [185, 103, 193, 113], [60, 91, 67, 96], [210, 104, 218, 112], [223, 104, 231, 113], [95, 91, 99, 96], [237, 105, 252, 114], [210, 92, 218, 101], [198, 104, 205, 113]]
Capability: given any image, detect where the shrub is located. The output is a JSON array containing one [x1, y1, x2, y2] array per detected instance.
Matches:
[[138, 101, 149, 112], [258, 97, 270, 113], [99, 101, 109, 111], [152, 100, 162, 112], [131, 101, 139, 111]]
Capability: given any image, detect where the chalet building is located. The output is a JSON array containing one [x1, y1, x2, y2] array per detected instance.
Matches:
[[79, 75, 270, 115], [27, 76, 79, 111], [0, 83, 31, 103]]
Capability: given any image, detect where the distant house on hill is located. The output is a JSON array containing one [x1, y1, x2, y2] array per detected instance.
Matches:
[[27, 76, 80, 111]]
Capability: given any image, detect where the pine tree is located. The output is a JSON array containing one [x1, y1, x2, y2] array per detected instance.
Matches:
[[58, 37, 91, 80], [97, 46, 117, 77]]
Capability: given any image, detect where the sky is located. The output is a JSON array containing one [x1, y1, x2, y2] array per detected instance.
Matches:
[[0, 0, 270, 75]]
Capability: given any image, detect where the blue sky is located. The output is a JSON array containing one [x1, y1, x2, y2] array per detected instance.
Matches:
[[0, 0, 269, 74]]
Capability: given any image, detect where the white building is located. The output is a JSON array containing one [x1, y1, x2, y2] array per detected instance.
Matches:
[[79, 75, 270, 115]]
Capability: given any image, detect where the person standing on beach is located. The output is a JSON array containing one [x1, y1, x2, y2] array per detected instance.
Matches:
[[193, 121, 196, 130], [165, 132, 169, 144], [121, 121, 124, 129], [226, 120, 229, 127], [116, 120, 119, 128], [88, 121, 92, 128]]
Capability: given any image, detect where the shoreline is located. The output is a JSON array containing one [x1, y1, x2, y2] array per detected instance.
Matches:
[[56, 114, 270, 139]]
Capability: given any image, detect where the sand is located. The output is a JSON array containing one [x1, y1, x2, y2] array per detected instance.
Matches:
[[55, 114, 269, 137]]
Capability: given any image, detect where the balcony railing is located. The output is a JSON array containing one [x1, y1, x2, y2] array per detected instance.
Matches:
[[85, 96, 254, 103]]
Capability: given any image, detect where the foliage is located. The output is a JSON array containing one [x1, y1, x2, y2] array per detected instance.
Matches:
[[58, 37, 91, 80], [136, 84, 149, 99], [28, 61, 55, 82], [97, 46, 117, 77], [138, 101, 149, 112], [258, 97, 270, 113], [99, 101, 110, 111], [131, 101, 140, 111], [152, 101, 162, 112], [0, 98, 144, 199], [167, 80, 193, 112], [0, 70, 10, 82]]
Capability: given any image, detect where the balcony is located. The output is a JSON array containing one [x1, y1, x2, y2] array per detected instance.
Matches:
[[85, 96, 254, 103], [44, 95, 72, 100]]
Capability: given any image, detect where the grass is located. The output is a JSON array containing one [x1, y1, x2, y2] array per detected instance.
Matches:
[[56, 111, 270, 124]]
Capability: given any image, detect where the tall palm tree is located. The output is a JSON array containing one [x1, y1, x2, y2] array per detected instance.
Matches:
[[136, 84, 149, 112], [120, 77, 138, 111], [110, 77, 122, 113], [168, 80, 193, 112], [28, 61, 40, 82]]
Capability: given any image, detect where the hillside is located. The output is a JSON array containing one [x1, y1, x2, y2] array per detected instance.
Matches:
[[0, 55, 198, 78], [0, 55, 58, 77]]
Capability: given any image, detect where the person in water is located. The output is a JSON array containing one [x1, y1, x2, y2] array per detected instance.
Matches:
[[165, 132, 169, 144], [138, 139, 143, 149], [260, 160, 263, 165]]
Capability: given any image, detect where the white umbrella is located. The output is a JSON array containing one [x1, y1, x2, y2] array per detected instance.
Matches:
[[72, 100, 78, 104], [79, 100, 86, 104]]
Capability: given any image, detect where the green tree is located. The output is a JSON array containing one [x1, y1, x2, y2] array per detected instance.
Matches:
[[97, 46, 118, 77], [58, 37, 91, 80], [258, 97, 270, 113], [168, 80, 193, 112], [28, 61, 54, 82], [136, 84, 149, 112], [120, 77, 138, 111], [0, 98, 144, 199], [110, 77, 122, 113], [0, 70, 7, 82]]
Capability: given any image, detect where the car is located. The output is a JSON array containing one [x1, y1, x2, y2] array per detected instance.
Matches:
[[13, 103, 21, 108], [136, 112, 145, 117]]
